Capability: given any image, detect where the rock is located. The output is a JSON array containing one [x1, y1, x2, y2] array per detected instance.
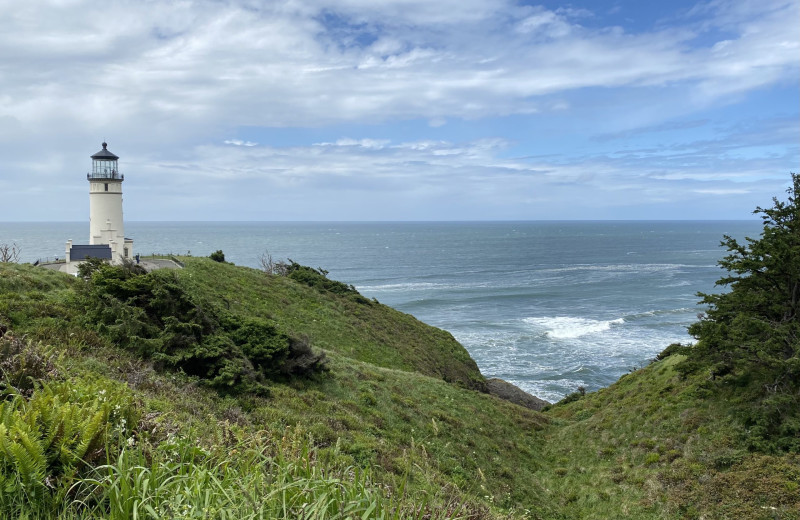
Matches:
[[486, 378, 550, 411]]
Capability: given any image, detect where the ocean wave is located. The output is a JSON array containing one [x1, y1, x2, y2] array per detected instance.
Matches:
[[625, 307, 694, 319], [540, 263, 709, 275], [357, 282, 442, 291], [358, 280, 497, 292], [523, 316, 625, 339], [658, 280, 694, 288]]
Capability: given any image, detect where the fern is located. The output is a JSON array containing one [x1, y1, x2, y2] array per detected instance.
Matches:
[[72, 409, 108, 464], [0, 410, 47, 503], [0, 377, 139, 516]]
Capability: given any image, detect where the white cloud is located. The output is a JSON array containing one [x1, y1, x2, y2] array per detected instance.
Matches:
[[0, 0, 796, 221], [0, 0, 796, 135], [315, 138, 391, 149], [516, 8, 575, 39], [224, 139, 258, 146], [114, 130, 789, 217], [693, 188, 752, 195]]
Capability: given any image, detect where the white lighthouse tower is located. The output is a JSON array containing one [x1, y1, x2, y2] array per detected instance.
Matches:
[[64, 142, 133, 270], [87, 142, 132, 261]]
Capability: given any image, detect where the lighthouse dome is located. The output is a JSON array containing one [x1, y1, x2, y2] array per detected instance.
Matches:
[[91, 142, 119, 160]]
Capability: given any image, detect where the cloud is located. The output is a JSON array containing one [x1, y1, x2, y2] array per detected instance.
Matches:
[[106, 120, 790, 219], [224, 139, 258, 147], [692, 188, 752, 195], [0, 0, 796, 221], [596, 119, 711, 142], [0, 0, 796, 135], [515, 8, 575, 39], [315, 138, 391, 149]]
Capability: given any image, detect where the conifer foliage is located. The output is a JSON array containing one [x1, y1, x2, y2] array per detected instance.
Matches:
[[76, 258, 327, 395], [687, 174, 800, 451]]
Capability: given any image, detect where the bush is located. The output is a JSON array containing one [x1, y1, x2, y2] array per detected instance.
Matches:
[[0, 335, 59, 397], [209, 250, 225, 263], [285, 262, 370, 304], [657, 343, 688, 360], [76, 262, 326, 394]]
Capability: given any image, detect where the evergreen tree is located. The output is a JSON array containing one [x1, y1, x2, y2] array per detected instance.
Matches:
[[687, 174, 799, 450]]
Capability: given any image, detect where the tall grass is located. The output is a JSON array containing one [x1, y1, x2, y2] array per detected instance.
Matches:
[[69, 429, 465, 520], [0, 370, 468, 519]]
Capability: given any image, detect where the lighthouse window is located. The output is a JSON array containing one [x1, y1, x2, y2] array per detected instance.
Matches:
[[104, 183, 108, 192]]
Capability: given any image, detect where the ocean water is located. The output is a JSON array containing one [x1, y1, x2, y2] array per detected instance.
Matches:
[[1, 220, 762, 402]]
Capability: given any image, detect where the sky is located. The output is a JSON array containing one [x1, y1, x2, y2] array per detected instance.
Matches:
[[1, 0, 798, 221]]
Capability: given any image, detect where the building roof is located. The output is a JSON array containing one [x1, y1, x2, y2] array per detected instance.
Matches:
[[91, 142, 119, 160], [70, 244, 112, 260]]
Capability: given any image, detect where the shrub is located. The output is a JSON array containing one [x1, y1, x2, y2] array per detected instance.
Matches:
[[0, 243, 21, 263], [209, 250, 225, 263], [657, 343, 688, 360], [0, 335, 59, 397], [260, 250, 290, 276], [76, 262, 326, 395], [285, 262, 370, 304]]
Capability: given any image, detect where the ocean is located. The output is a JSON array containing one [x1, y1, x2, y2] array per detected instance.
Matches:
[[1, 220, 762, 402]]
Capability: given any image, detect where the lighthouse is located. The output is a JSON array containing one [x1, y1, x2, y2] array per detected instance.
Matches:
[[88, 142, 132, 261], [64, 142, 134, 270]]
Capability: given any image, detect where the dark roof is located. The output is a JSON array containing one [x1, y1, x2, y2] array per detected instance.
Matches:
[[91, 142, 119, 160], [70, 244, 112, 260]]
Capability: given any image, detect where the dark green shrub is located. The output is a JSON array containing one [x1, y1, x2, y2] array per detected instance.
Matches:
[[657, 343, 688, 360], [285, 262, 369, 304], [209, 250, 225, 263], [76, 262, 326, 394], [282, 336, 327, 376], [557, 391, 584, 405]]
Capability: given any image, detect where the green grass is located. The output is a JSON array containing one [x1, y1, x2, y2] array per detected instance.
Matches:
[[172, 257, 485, 390], [1, 259, 799, 519], [538, 355, 800, 519]]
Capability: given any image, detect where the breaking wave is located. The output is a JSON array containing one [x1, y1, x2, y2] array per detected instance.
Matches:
[[523, 316, 625, 339]]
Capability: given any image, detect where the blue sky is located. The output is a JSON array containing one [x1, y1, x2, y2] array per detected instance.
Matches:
[[0, 0, 797, 221]]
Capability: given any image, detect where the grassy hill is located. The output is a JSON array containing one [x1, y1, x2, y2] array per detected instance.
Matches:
[[0, 252, 798, 519], [174, 257, 485, 390]]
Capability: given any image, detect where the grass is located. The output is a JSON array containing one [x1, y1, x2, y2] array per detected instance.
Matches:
[[172, 257, 485, 390], [538, 355, 800, 519], [1, 259, 799, 519]]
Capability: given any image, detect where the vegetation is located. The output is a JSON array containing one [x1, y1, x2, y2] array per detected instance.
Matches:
[[683, 173, 800, 452], [0, 337, 457, 519], [172, 257, 485, 390], [0, 242, 21, 263], [74, 257, 327, 395], [0, 178, 798, 518], [542, 353, 800, 519]]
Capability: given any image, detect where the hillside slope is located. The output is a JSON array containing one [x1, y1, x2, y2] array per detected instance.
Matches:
[[173, 257, 485, 390], [0, 259, 547, 518], [540, 354, 799, 519], [1, 254, 798, 519]]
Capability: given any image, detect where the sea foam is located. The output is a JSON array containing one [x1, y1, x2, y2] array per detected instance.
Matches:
[[523, 316, 625, 339]]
